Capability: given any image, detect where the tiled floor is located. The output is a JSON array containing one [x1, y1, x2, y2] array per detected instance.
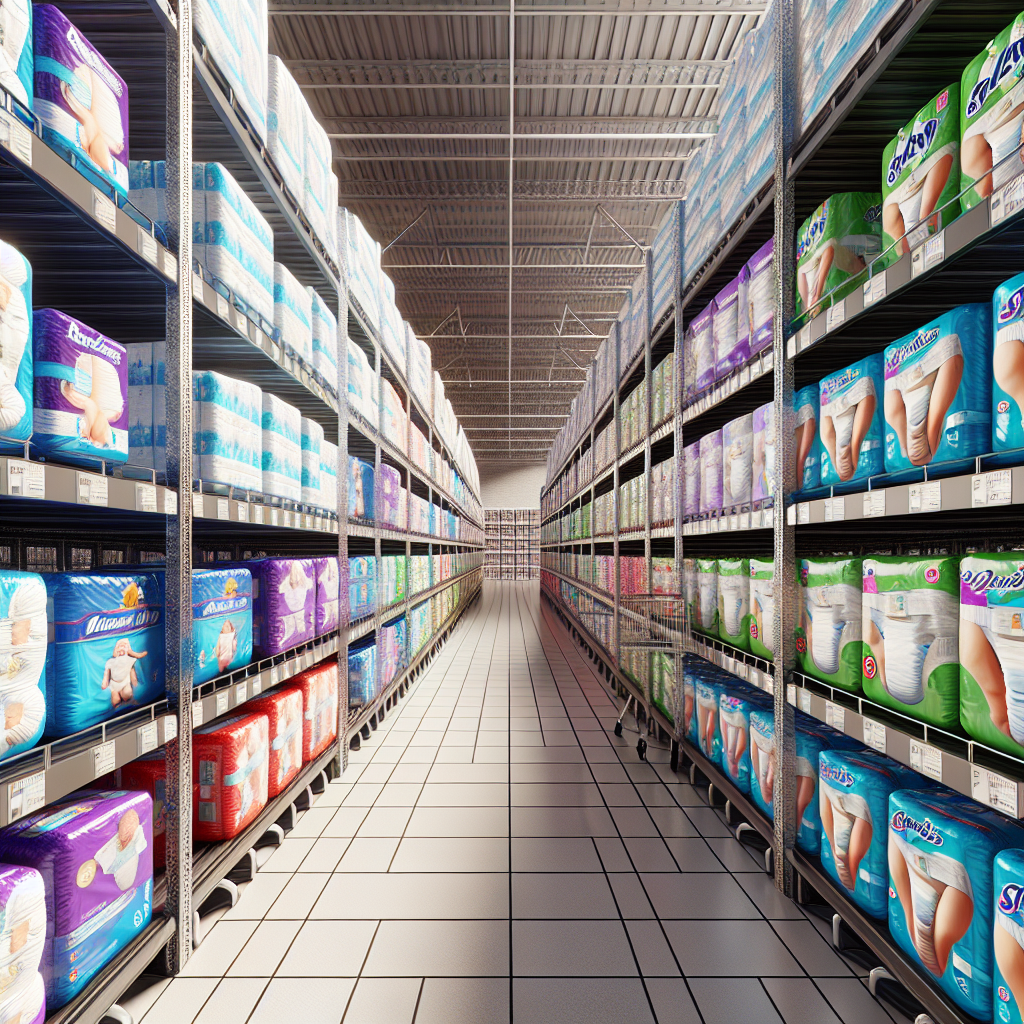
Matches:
[[125, 581, 908, 1024]]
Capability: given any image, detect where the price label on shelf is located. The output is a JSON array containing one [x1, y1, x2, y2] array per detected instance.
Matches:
[[270, 507, 280, 527], [162, 249, 177, 282], [233, 309, 248, 335], [863, 271, 887, 306], [192, 272, 205, 301], [5, 460, 44, 499], [191, 700, 203, 728], [763, 351, 774, 373], [215, 691, 229, 717], [216, 498, 230, 521], [827, 299, 846, 332], [863, 718, 886, 754], [787, 505, 796, 526], [236, 501, 248, 522], [91, 189, 117, 234], [92, 740, 116, 779], [799, 690, 812, 714], [729, 513, 738, 531], [824, 497, 845, 522], [137, 226, 158, 266], [972, 766, 1021, 817], [862, 489, 886, 518], [76, 473, 108, 507], [192, 492, 204, 518], [910, 740, 943, 781], [825, 701, 846, 732], [235, 682, 247, 705], [797, 502, 810, 525], [0, 110, 33, 165], [215, 294, 230, 321], [8, 771, 45, 824], [284, 511, 294, 529], [251, 677, 262, 696], [270, 664, 282, 685], [162, 715, 177, 743], [137, 720, 158, 756], [163, 489, 177, 516], [972, 470, 1012, 508], [909, 481, 941, 514], [739, 511, 750, 530], [992, 172, 1024, 226], [786, 684, 797, 707], [253, 504, 264, 524], [911, 232, 944, 278], [136, 483, 157, 513]]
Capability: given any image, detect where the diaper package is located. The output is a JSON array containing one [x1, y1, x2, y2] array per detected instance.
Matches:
[[118, 752, 168, 870], [862, 555, 960, 728], [0, 791, 152, 1008], [882, 85, 961, 258], [749, 709, 775, 820], [714, 277, 748, 379], [682, 558, 697, 630], [273, 263, 312, 366], [0, 0, 32, 107], [749, 557, 775, 660], [33, 309, 128, 466], [818, 749, 920, 919], [266, 54, 304, 204], [32, 5, 128, 196], [314, 556, 339, 637], [746, 238, 775, 356], [794, 383, 822, 491], [381, 617, 407, 689], [348, 456, 374, 520], [682, 440, 700, 517], [0, 954, 44, 1024], [888, 789, 1024, 1018], [722, 413, 753, 509], [44, 573, 164, 735], [193, 370, 262, 492], [348, 556, 376, 621], [691, 305, 715, 394], [303, 102, 334, 256], [797, 556, 863, 692], [377, 464, 402, 527], [247, 686, 303, 798], [0, 572, 46, 760], [994, 848, 1024, 1024], [246, 558, 315, 657], [319, 439, 338, 514], [699, 429, 723, 513], [751, 402, 775, 503], [0, 864, 45, 1010], [300, 417, 323, 507], [883, 304, 991, 472], [795, 193, 882, 320], [680, 662, 698, 747], [261, 393, 301, 502], [695, 558, 718, 636], [192, 568, 252, 685], [819, 353, 885, 487], [993, 271, 1024, 454], [348, 642, 377, 705], [126, 341, 167, 475], [717, 558, 750, 651], [961, 14, 1024, 211], [695, 678, 726, 764], [0, 240, 33, 449], [719, 686, 771, 794], [293, 662, 338, 762], [193, 713, 269, 841], [308, 289, 338, 393]]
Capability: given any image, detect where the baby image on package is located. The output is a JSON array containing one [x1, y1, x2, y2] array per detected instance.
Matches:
[[192, 568, 252, 685]]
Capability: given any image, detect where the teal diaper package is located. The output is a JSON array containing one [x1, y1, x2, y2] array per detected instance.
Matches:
[[819, 353, 885, 487], [994, 848, 1024, 1024], [993, 271, 1024, 455]]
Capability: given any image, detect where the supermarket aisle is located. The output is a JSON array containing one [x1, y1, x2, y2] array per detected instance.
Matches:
[[128, 582, 903, 1024]]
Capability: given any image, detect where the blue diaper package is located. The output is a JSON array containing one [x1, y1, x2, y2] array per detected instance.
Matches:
[[718, 686, 771, 795], [819, 353, 885, 487], [888, 788, 1024, 1018], [994, 848, 1024, 1024], [695, 679, 726, 764], [818, 749, 920, 919], [794, 383, 822, 491], [883, 304, 992, 472], [44, 573, 164, 735], [348, 641, 377, 705], [0, 572, 47, 761], [0, 240, 34, 450], [0, 0, 32, 107], [192, 568, 252, 686], [993, 272, 1024, 456]]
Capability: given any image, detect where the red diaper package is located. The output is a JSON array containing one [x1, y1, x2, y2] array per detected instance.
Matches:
[[293, 662, 339, 762], [119, 751, 169, 869], [247, 687, 304, 798]]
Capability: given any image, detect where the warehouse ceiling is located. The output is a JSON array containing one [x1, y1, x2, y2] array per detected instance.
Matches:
[[270, 0, 764, 461]]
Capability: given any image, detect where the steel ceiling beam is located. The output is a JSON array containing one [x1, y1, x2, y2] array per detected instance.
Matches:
[[337, 179, 687, 200], [323, 117, 718, 134], [330, 132, 714, 140], [331, 154, 694, 162], [383, 263, 643, 269], [272, 2, 764, 14]]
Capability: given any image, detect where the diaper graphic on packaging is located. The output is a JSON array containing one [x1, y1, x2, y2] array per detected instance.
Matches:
[[746, 238, 775, 355], [993, 271, 1024, 454], [44, 573, 163, 735], [699, 429, 723, 513], [192, 370, 262, 493], [246, 558, 315, 658], [246, 687, 303, 798], [749, 709, 775, 820], [348, 456, 374, 520], [883, 304, 991, 472], [0, 0, 32, 108], [862, 555, 960, 728], [819, 354, 885, 487], [751, 402, 776, 503], [0, 240, 33, 449], [961, 14, 1024, 211], [888, 789, 1024, 1018], [294, 662, 338, 761], [695, 679, 725, 764], [796, 193, 882, 320], [722, 413, 753, 509], [797, 556, 863, 693], [0, 572, 46, 761], [192, 568, 252, 685], [694, 558, 718, 636], [260, 393, 301, 503], [719, 686, 771, 794], [717, 558, 750, 651], [994, 848, 1024, 1024], [749, 557, 775, 660], [33, 310, 128, 467], [882, 85, 961, 258], [266, 54, 304, 204], [794, 383, 822, 491]]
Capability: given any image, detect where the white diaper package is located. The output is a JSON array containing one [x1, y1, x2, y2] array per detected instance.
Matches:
[[0, 0, 32, 108], [192, 370, 262, 492], [308, 289, 338, 393], [407, 329, 432, 410], [0, 238, 33, 449], [699, 429, 723, 513], [261, 393, 301, 502], [346, 339, 377, 425], [300, 416, 323, 507], [341, 209, 381, 332], [722, 412, 753, 509], [266, 54, 305, 206], [303, 103, 335, 259], [273, 263, 312, 366], [319, 439, 338, 514], [751, 401, 776, 503], [683, 440, 701, 518]]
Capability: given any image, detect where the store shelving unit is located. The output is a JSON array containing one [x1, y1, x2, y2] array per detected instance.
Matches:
[[484, 510, 540, 581]]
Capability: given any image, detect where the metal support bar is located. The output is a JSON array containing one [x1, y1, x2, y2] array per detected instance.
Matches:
[[273, 3, 764, 13], [381, 207, 429, 252]]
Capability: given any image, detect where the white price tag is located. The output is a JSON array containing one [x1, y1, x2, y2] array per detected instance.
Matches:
[[215, 294, 230, 320], [253, 503, 264, 524], [92, 740, 116, 779], [992, 172, 1024, 226], [739, 511, 750, 530], [216, 498, 229, 521], [825, 701, 846, 732], [827, 299, 846, 332], [729, 513, 738, 531], [137, 720, 158, 756], [797, 502, 810, 525], [911, 232, 944, 278], [192, 492, 204, 518], [191, 700, 204, 728], [763, 351, 774, 372], [92, 189, 117, 234], [192, 272, 205, 301], [787, 337, 797, 360], [236, 501, 248, 522], [8, 771, 45, 823], [77, 473, 108, 507], [270, 507, 280, 527], [0, 110, 32, 165], [799, 689, 812, 714], [270, 664, 282, 685], [764, 676, 774, 696], [6, 460, 44, 499], [738, 366, 750, 387], [251, 677, 262, 696], [862, 489, 886, 518], [233, 309, 248, 335], [137, 226, 158, 265], [863, 719, 886, 753], [136, 483, 157, 513], [972, 767, 1020, 816], [787, 504, 796, 526], [787, 684, 797, 707], [162, 715, 177, 743], [163, 249, 177, 282], [163, 489, 177, 516], [909, 480, 941, 514], [235, 682, 247, 705], [215, 691, 229, 717], [284, 511, 294, 529], [824, 497, 845, 522], [973, 470, 1012, 508], [910, 740, 943, 781], [863, 271, 887, 306]]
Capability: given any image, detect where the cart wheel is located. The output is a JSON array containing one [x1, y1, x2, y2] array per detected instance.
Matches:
[[636, 737, 648, 761], [614, 722, 623, 737]]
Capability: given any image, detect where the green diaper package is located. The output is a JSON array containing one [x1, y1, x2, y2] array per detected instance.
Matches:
[[717, 558, 750, 651], [796, 557, 863, 692], [748, 557, 775, 661], [695, 558, 719, 636]]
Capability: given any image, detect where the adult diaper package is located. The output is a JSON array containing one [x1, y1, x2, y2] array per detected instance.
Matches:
[[683, 440, 700, 517], [882, 84, 961, 258], [348, 456, 374, 520], [883, 304, 991, 472], [274, 263, 312, 366], [192, 568, 252, 685], [377, 464, 402, 527], [714, 277, 748, 379], [797, 556, 862, 692], [794, 383, 822, 491], [247, 558, 315, 657], [749, 557, 775, 660], [319, 439, 338, 514], [0, 791, 152, 1007], [888, 788, 1024, 1017], [380, 617, 407, 689], [314, 556, 339, 637], [300, 417, 323, 507], [993, 848, 1024, 1024], [961, 14, 1024, 211], [193, 713, 269, 841], [0, 864, 45, 1006], [32, 5, 128, 196], [308, 289, 338, 393], [261, 393, 301, 502], [0, 572, 46, 760], [44, 573, 164, 735], [293, 662, 338, 761], [118, 752, 168, 870], [695, 558, 718, 636], [0, 240, 32, 448], [695, 678, 726, 764], [862, 555, 960, 727], [746, 238, 775, 356], [819, 353, 885, 487], [993, 271, 1024, 454], [247, 686, 303, 798], [266, 55, 304, 203], [348, 642, 377, 705], [303, 102, 334, 255], [681, 662, 698, 746], [682, 558, 697, 629], [722, 413, 753, 509], [193, 370, 262, 492], [699, 429, 723, 513], [691, 304, 715, 394], [33, 309, 127, 466], [818, 749, 919, 919], [749, 709, 775, 820], [795, 193, 882, 320], [751, 402, 775, 503], [0, 0, 32, 107], [717, 558, 750, 650], [348, 556, 376, 621], [719, 686, 770, 794]]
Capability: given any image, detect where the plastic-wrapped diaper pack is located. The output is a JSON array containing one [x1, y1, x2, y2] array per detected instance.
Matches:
[[193, 371, 262, 492], [748, 709, 775, 820], [380, 617, 407, 689], [319, 439, 338, 514], [888, 789, 1024, 1017], [193, 713, 269, 841], [33, 310, 128, 467], [377, 464, 402, 527], [717, 558, 750, 651], [0, 791, 152, 1007], [0, 240, 33, 449], [247, 687, 303, 798], [45, 573, 164, 735], [308, 289, 338, 393], [260, 393, 301, 502], [794, 383, 822, 491], [293, 662, 338, 762], [722, 413, 753, 509], [348, 556, 376, 621], [680, 662, 698, 747], [883, 304, 991, 472], [0, 0, 32, 108], [882, 84, 961, 257], [33, 5, 128, 196], [862, 555, 960, 727], [691, 305, 716, 394], [118, 752, 169, 870], [266, 53, 304, 209], [718, 686, 771, 794], [695, 558, 718, 636], [961, 14, 1024, 211], [993, 849, 1024, 1024], [746, 238, 775, 356], [695, 678, 726, 764], [192, 568, 252, 685], [348, 642, 377, 705], [748, 557, 775, 660], [314, 556, 339, 637], [751, 402, 775, 503], [818, 749, 919, 919], [714, 277, 748, 379], [795, 193, 882, 320], [699, 429, 723, 513], [303, 102, 335, 257], [797, 556, 862, 692], [273, 263, 312, 366], [682, 441, 700, 517], [0, 864, 45, 1019], [348, 457, 374, 520], [993, 271, 1024, 454], [0, 572, 46, 760], [246, 558, 315, 658], [819, 354, 884, 487], [300, 417, 323, 507], [126, 341, 166, 475]]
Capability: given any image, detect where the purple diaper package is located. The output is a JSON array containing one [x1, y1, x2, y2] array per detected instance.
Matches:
[[246, 558, 315, 657], [377, 464, 402, 527], [714, 276, 749, 379], [746, 238, 775, 356], [0, 791, 153, 1009], [33, 309, 128, 467], [683, 440, 701, 517], [0, 865, 46, 1019], [314, 556, 339, 636], [692, 303, 715, 395], [33, 6, 129, 197]]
